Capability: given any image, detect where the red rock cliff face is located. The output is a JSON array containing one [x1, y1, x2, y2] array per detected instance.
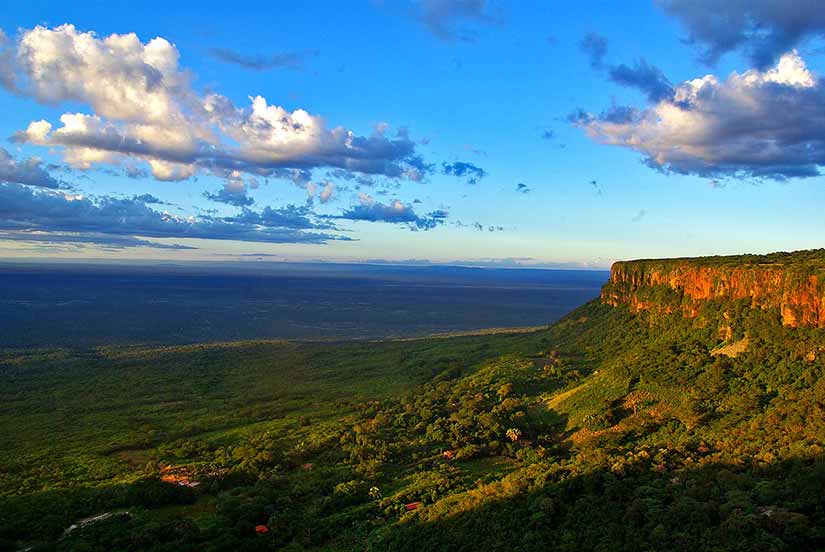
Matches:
[[601, 260, 825, 328]]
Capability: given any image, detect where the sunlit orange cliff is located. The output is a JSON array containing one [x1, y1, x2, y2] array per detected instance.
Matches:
[[601, 251, 825, 328]]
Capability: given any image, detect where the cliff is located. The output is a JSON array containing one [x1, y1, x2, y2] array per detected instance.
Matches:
[[601, 250, 825, 328]]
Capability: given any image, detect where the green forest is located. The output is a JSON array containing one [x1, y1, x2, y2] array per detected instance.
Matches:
[[613, 247, 825, 270], [2, 291, 825, 551]]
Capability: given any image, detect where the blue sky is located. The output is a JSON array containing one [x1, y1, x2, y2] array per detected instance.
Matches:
[[1, 1, 825, 267]]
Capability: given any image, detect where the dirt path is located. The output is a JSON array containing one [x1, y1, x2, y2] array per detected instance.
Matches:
[[546, 382, 587, 409], [711, 337, 749, 358]]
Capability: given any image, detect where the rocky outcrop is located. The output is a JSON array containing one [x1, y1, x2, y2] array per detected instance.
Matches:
[[601, 257, 825, 328]]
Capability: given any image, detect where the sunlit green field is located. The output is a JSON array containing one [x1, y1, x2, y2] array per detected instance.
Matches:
[[0, 334, 544, 495]]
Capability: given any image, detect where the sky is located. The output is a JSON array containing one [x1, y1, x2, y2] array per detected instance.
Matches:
[[2, 0, 825, 268]]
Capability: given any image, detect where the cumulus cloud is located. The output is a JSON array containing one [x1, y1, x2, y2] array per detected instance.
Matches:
[[340, 193, 447, 230], [0, 182, 346, 248], [574, 51, 825, 180], [442, 161, 486, 184], [580, 32, 608, 69], [209, 48, 318, 71], [657, 0, 825, 68], [0, 148, 62, 188], [0, 24, 423, 186], [414, 0, 502, 42]]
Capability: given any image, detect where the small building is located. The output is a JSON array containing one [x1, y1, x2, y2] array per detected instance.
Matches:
[[442, 450, 455, 460], [405, 502, 421, 511], [255, 525, 269, 534]]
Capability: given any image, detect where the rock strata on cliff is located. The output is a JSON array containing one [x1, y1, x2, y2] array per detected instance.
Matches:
[[601, 250, 825, 328]]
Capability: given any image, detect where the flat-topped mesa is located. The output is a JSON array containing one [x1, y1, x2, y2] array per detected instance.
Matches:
[[600, 250, 825, 328]]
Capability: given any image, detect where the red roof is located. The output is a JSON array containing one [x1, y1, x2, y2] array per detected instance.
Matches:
[[255, 525, 269, 534], [405, 502, 421, 511]]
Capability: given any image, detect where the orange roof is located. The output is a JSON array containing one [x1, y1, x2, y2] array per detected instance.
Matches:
[[405, 502, 421, 511], [255, 525, 269, 534]]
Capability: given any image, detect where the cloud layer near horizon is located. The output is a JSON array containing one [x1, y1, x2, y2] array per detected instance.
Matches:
[[0, 183, 348, 249]]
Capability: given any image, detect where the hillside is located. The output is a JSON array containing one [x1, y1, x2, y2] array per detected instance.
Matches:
[[2, 250, 825, 551]]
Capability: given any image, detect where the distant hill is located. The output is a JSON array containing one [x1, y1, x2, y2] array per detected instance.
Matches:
[[2, 250, 824, 551]]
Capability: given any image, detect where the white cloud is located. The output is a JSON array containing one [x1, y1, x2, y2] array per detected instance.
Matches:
[[147, 159, 197, 181], [16, 25, 186, 122], [17, 120, 52, 144], [2, 24, 421, 184], [575, 51, 825, 179]]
